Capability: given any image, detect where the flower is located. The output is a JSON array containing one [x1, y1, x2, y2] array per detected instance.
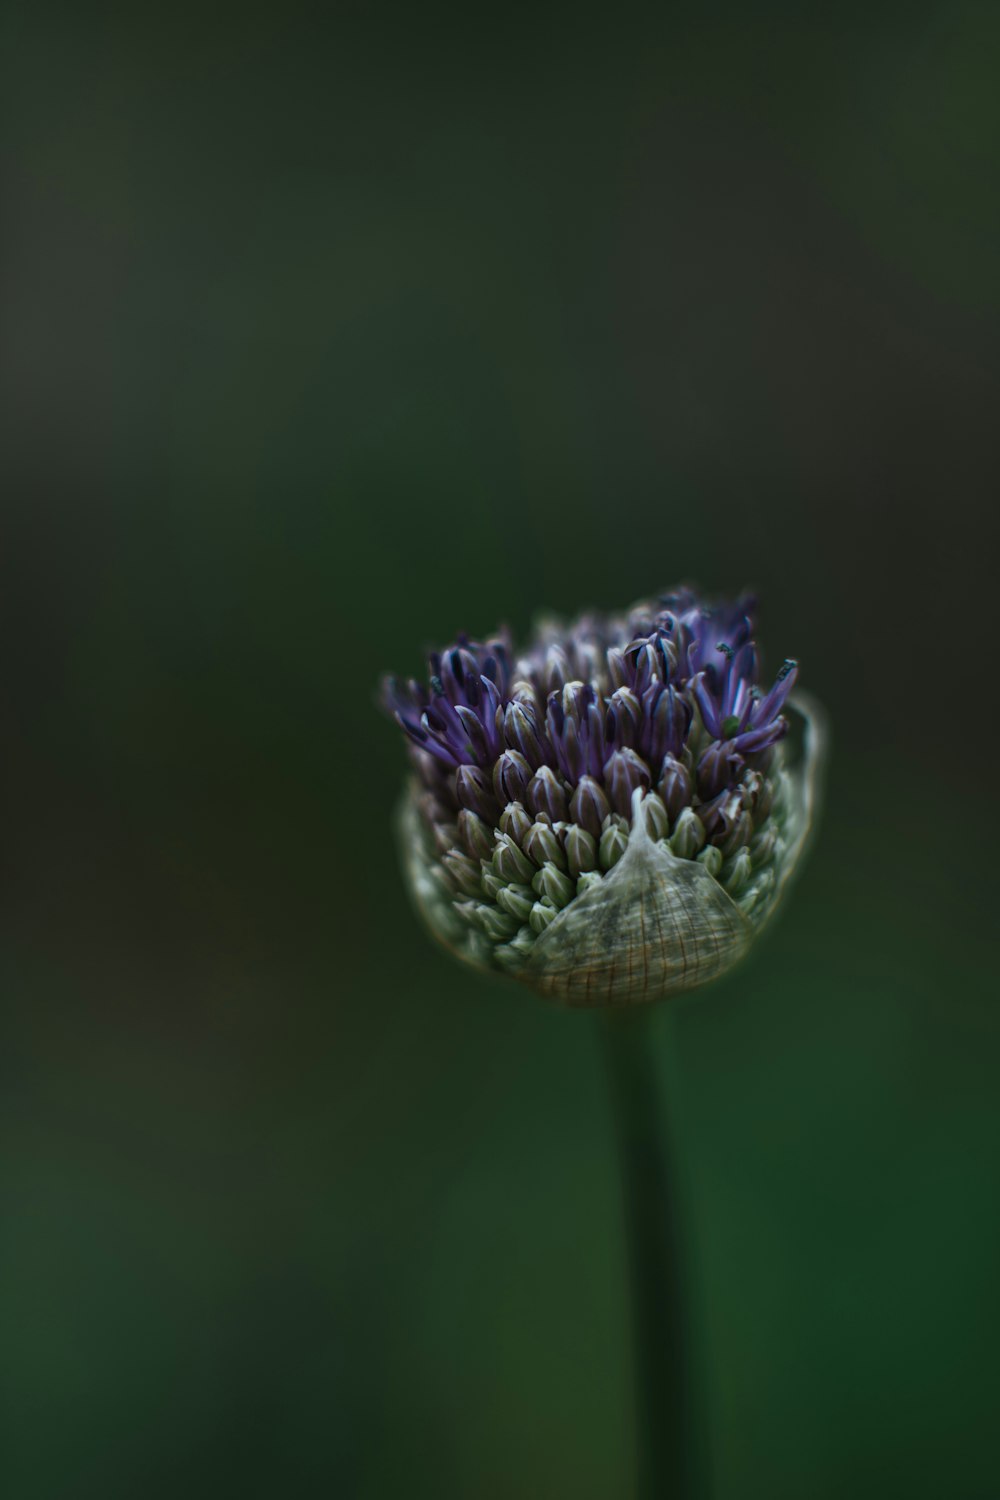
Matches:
[[382, 588, 824, 1006]]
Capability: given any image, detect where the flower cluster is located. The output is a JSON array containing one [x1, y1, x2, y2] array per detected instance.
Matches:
[[383, 588, 802, 980]]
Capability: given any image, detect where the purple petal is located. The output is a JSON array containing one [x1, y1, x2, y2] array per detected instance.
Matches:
[[692, 674, 722, 737], [752, 660, 799, 726]]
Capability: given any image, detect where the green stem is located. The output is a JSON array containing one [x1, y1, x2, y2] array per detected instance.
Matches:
[[601, 1008, 702, 1500]]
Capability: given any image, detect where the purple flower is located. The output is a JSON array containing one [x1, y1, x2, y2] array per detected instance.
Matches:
[[382, 588, 822, 1004], [692, 649, 797, 755], [384, 631, 513, 768], [384, 594, 794, 809]]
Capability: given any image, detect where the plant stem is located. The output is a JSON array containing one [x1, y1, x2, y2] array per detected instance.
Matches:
[[601, 1008, 701, 1500]]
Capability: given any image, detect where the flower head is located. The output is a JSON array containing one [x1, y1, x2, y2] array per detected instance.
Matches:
[[383, 588, 824, 1005]]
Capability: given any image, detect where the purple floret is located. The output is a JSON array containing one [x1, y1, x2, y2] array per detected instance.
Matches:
[[382, 591, 799, 843], [383, 631, 513, 768]]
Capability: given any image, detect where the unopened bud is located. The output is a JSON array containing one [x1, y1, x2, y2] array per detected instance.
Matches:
[[604, 748, 652, 817], [657, 754, 693, 823], [456, 765, 499, 824], [722, 846, 753, 895], [669, 807, 706, 859], [458, 809, 494, 863], [569, 775, 610, 839], [529, 899, 558, 935], [492, 832, 534, 885], [749, 824, 777, 866], [496, 883, 535, 922], [719, 808, 753, 859], [526, 765, 569, 822], [492, 750, 531, 807], [565, 824, 597, 877], [476, 903, 521, 942], [599, 820, 629, 870], [532, 861, 576, 909], [503, 700, 549, 768], [523, 819, 567, 870], [499, 800, 533, 846], [643, 792, 669, 842], [442, 850, 483, 897]]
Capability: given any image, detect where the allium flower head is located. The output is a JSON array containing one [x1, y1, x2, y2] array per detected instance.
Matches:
[[382, 588, 824, 1006]]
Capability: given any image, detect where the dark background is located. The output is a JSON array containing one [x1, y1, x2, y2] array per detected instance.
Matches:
[[3, 6, 999, 1497]]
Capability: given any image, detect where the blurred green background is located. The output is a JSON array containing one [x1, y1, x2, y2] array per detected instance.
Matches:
[[3, 5, 999, 1497]]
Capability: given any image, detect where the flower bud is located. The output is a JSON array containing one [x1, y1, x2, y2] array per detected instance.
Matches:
[[532, 861, 576, 909], [432, 820, 460, 857], [753, 775, 775, 825], [656, 755, 692, 823], [493, 750, 531, 807], [738, 865, 776, 916], [499, 800, 533, 847], [669, 807, 706, 859], [492, 832, 535, 885], [604, 748, 652, 817], [523, 819, 566, 870], [565, 824, 597, 877], [476, 904, 521, 942], [503, 700, 550, 768], [529, 899, 558, 934], [749, 823, 777, 866], [607, 687, 642, 749], [719, 804, 753, 859], [457, 809, 495, 863], [526, 765, 569, 822], [741, 767, 764, 810], [442, 849, 484, 898], [606, 647, 628, 691], [503, 924, 537, 961], [721, 846, 753, 895], [496, 883, 535, 922], [570, 776, 611, 839], [599, 819, 629, 870], [386, 588, 824, 1006], [642, 792, 669, 843], [456, 765, 499, 824], [697, 740, 742, 800]]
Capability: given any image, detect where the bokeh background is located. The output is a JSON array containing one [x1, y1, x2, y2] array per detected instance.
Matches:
[[3, 6, 999, 1497]]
